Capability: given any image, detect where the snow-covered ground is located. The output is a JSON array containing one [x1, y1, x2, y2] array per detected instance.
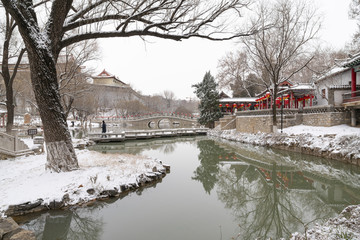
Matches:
[[282, 124, 360, 136], [210, 124, 360, 240], [0, 146, 166, 217]]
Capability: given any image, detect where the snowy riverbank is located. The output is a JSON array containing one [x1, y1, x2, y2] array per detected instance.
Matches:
[[0, 148, 168, 217], [209, 124, 360, 165], [289, 205, 360, 239], [209, 125, 360, 239]]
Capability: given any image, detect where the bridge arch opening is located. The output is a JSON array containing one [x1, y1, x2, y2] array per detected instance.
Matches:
[[172, 121, 180, 127], [158, 119, 171, 129], [148, 121, 156, 129]]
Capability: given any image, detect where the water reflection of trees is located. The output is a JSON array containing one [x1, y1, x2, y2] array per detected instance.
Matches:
[[20, 180, 164, 239], [216, 162, 340, 239], [22, 206, 103, 240], [194, 139, 360, 239], [192, 139, 235, 194]]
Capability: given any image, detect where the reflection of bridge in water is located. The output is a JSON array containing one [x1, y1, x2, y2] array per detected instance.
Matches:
[[94, 113, 199, 129]]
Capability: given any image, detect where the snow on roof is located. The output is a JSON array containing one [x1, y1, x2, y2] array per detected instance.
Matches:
[[92, 69, 127, 85], [314, 66, 349, 83], [340, 52, 360, 68], [289, 84, 314, 90], [219, 88, 232, 98], [219, 97, 257, 103]]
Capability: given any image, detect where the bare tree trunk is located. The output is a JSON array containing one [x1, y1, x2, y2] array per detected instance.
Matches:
[[28, 49, 78, 172], [5, 84, 14, 134], [272, 84, 278, 132]]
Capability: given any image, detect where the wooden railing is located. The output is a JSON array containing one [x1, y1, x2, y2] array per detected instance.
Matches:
[[343, 90, 360, 103]]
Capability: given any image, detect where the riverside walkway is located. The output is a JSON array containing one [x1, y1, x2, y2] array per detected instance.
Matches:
[[88, 128, 208, 143]]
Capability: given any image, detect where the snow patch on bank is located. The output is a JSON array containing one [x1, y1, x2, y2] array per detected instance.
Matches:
[[209, 125, 360, 162], [0, 149, 165, 217], [290, 205, 360, 240]]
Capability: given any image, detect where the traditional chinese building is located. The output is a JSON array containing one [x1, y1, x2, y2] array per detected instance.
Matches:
[[88, 69, 144, 110], [340, 54, 360, 105], [255, 81, 315, 109], [339, 54, 360, 126], [312, 54, 360, 126], [219, 97, 257, 113], [314, 66, 357, 106], [92, 69, 128, 87]]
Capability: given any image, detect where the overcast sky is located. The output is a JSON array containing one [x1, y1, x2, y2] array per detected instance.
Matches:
[[90, 0, 358, 100]]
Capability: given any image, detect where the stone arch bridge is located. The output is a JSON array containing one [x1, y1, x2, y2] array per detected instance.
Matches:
[[94, 114, 200, 129]]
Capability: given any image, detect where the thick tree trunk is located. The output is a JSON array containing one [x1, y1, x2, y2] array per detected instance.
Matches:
[[5, 85, 14, 134], [27, 49, 78, 172]]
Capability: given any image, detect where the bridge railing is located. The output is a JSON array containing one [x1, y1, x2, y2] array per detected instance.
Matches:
[[88, 128, 208, 142], [0, 132, 33, 157]]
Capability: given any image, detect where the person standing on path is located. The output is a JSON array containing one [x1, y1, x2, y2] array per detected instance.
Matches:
[[101, 120, 106, 137]]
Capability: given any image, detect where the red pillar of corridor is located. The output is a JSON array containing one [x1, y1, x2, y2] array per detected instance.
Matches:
[[352, 68, 357, 97]]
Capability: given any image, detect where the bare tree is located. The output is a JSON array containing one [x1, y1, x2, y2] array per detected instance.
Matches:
[[243, 0, 321, 131], [217, 50, 264, 97], [0, 12, 26, 133], [1, 0, 256, 172], [143, 94, 167, 112], [162, 90, 175, 109], [58, 40, 99, 118]]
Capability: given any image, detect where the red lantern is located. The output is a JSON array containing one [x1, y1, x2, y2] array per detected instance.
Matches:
[[219, 104, 222, 107]]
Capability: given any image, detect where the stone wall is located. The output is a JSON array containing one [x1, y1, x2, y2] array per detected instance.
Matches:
[[302, 112, 351, 127], [216, 106, 355, 133], [220, 115, 236, 130], [236, 115, 273, 133]]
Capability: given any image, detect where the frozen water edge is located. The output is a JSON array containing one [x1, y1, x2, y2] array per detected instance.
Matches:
[[0, 142, 168, 217], [209, 125, 360, 239]]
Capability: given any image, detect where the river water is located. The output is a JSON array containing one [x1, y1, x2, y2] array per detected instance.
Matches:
[[19, 136, 360, 240]]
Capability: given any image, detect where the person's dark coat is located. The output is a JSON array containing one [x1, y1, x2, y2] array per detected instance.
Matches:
[[102, 121, 106, 133]]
